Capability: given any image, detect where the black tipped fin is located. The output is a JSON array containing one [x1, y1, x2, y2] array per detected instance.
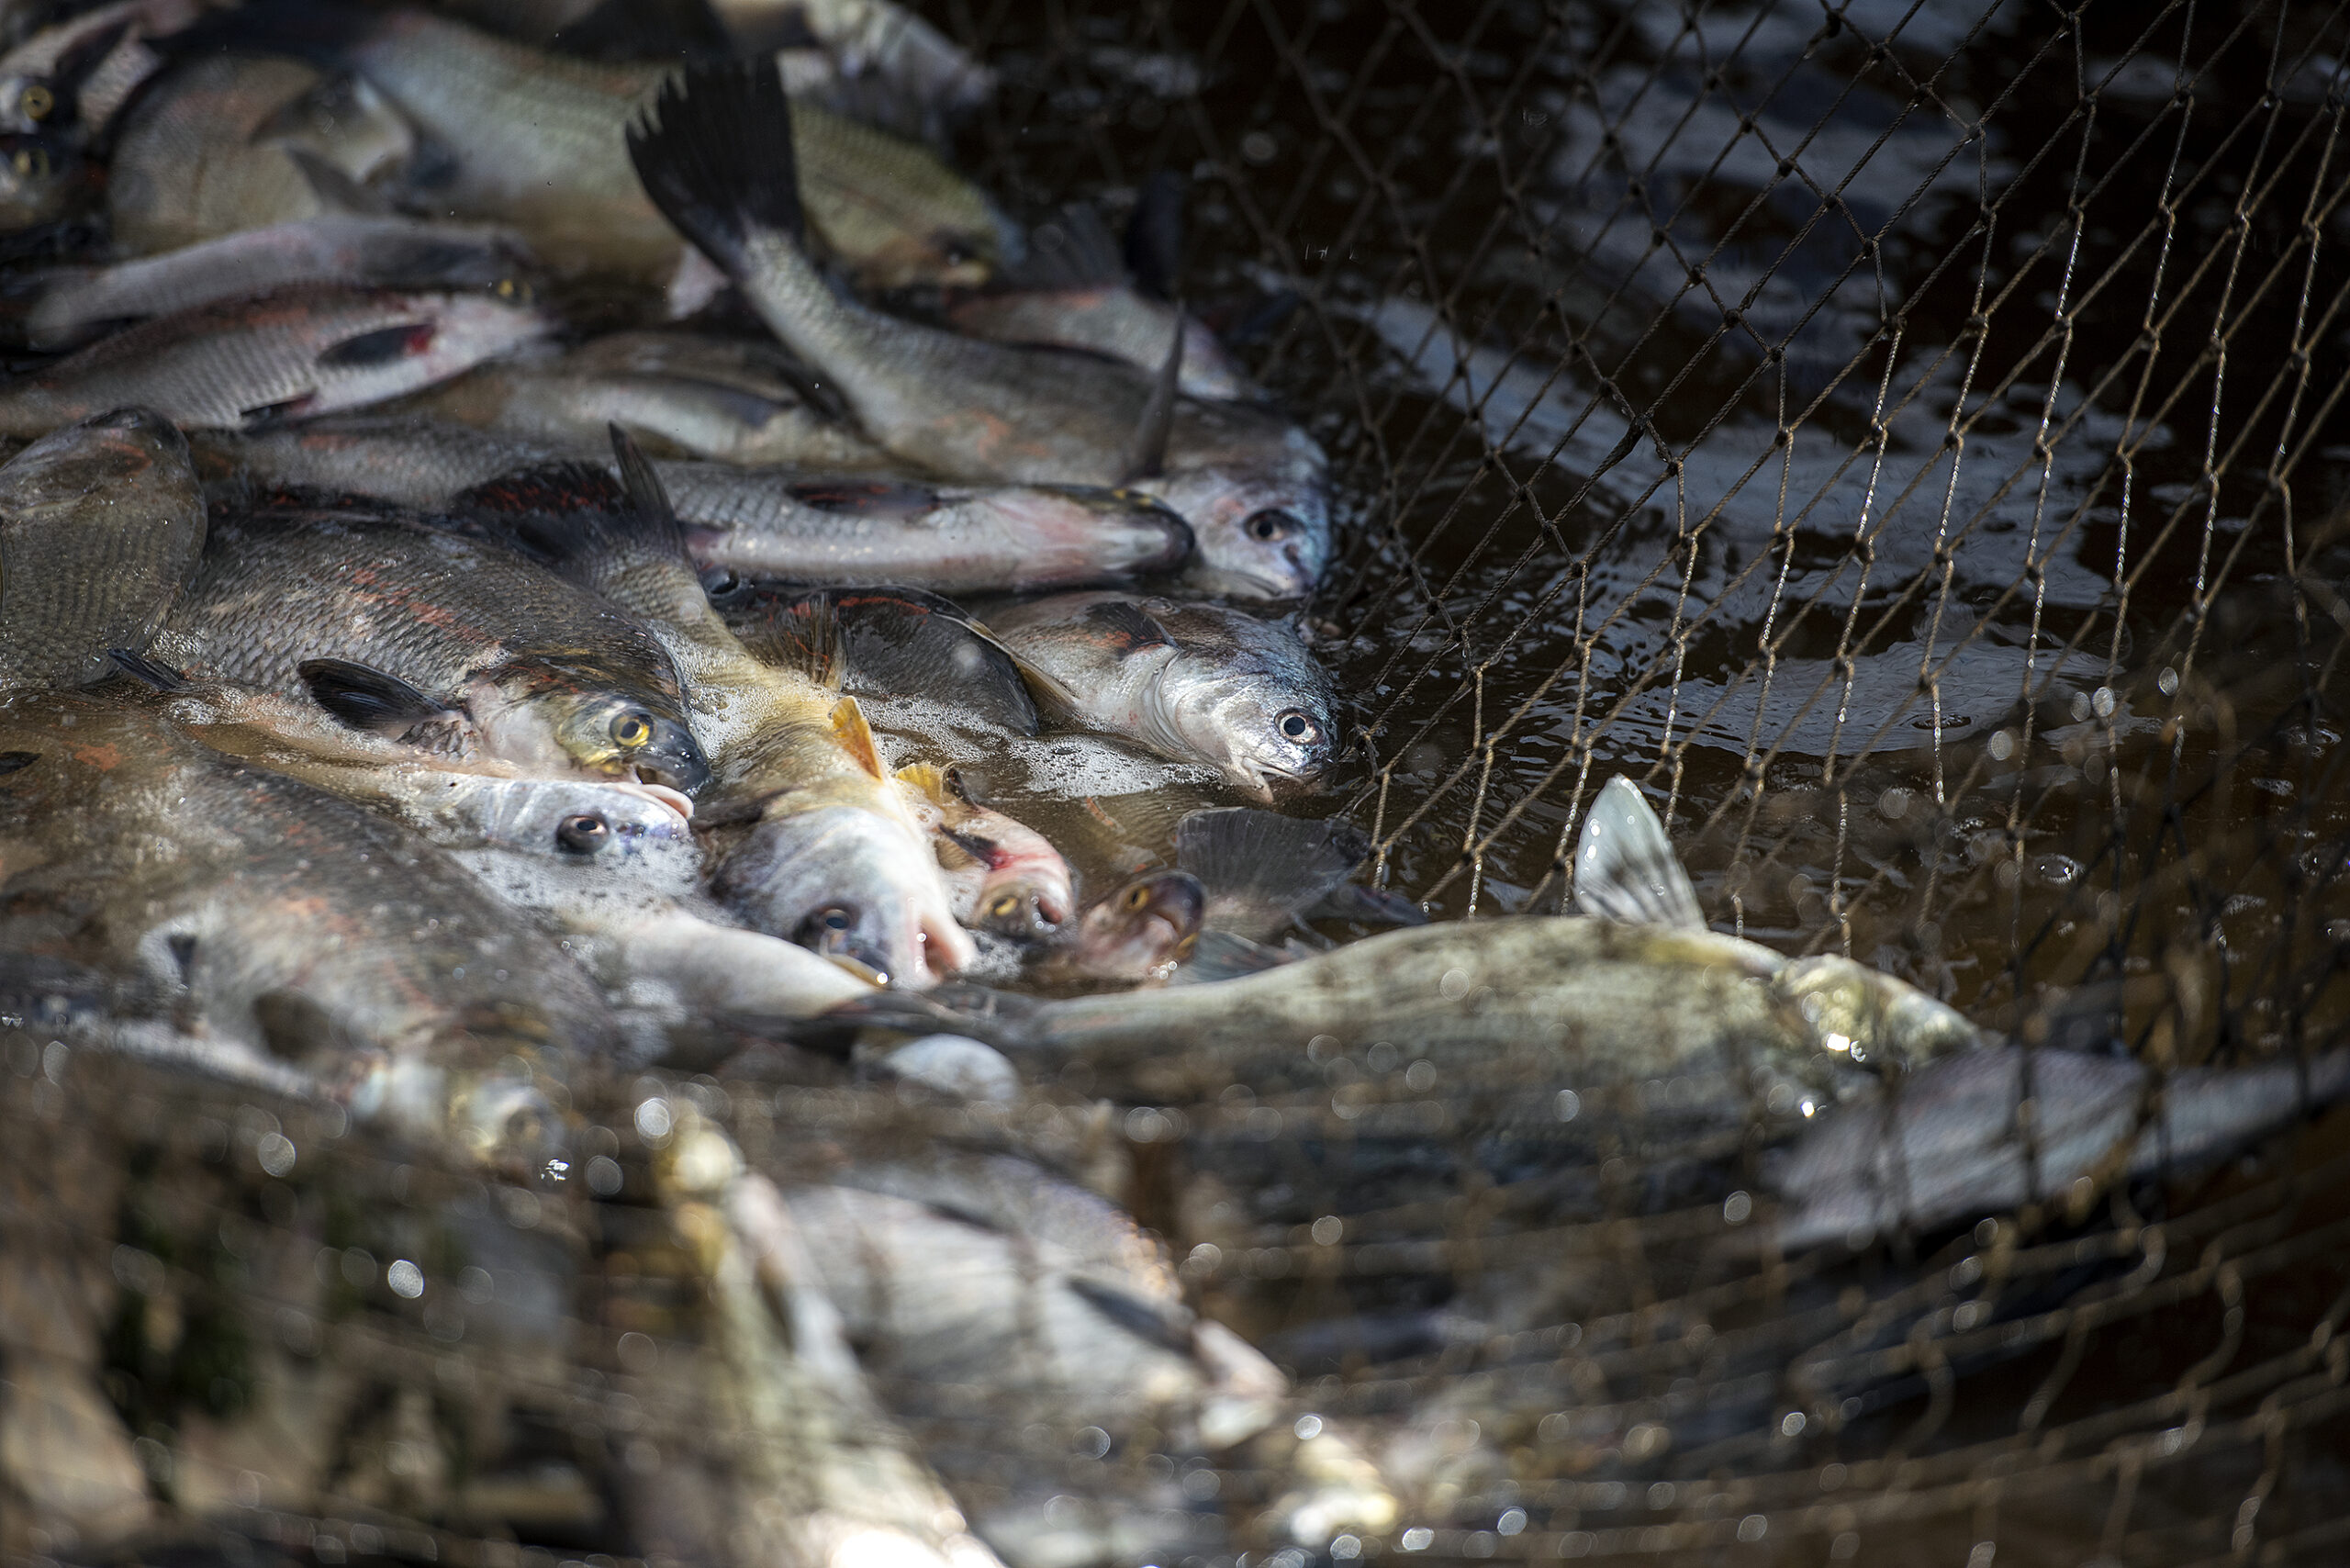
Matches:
[[1307, 880, 1429, 928], [107, 649, 189, 692], [1572, 777, 1705, 931], [297, 657, 450, 734], [1177, 807, 1371, 942], [1173, 928, 1295, 984], [627, 58, 805, 276], [1124, 171, 1187, 300], [1116, 312, 1184, 484], [607, 422, 689, 554]]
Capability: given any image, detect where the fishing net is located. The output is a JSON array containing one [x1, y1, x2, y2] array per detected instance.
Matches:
[[10, 2, 2350, 1565]]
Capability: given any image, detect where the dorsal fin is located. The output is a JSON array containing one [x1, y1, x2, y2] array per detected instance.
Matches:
[[1124, 171, 1187, 301], [1116, 313, 1184, 484], [1572, 777, 1704, 931], [829, 694, 884, 778], [895, 760, 948, 804]]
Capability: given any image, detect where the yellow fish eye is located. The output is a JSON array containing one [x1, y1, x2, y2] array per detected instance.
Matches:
[[989, 893, 1022, 919], [610, 712, 653, 747], [1124, 884, 1151, 911], [19, 84, 52, 121]]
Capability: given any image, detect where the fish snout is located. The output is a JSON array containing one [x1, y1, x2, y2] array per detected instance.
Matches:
[[627, 716, 711, 797], [1072, 868, 1206, 975]]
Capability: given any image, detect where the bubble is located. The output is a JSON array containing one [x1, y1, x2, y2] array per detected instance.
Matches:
[[1400, 1528, 1435, 1551], [586, 1155, 623, 1194], [386, 1260, 424, 1299], [1723, 1191, 1752, 1225], [256, 1132, 297, 1178], [1293, 1414, 1324, 1439], [1496, 1508, 1528, 1536], [1311, 1215, 1343, 1246]]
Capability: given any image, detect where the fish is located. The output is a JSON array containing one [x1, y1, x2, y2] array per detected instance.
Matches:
[[106, 53, 414, 254], [838, 778, 1983, 1107], [1031, 867, 1205, 987], [146, 495, 710, 793], [0, 682, 618, 1168], [8, 215, 538, 350], [212, 416, 1195, 595], [982, 591, 1339, 801], [0, 286, 554, 436], [719, 584, 1043, 734], [946, 187, 1253, 401], [452, 432, 971, 985], [1770, 1042, 2350, 1250], [711, 0, 996, 116], [0, 408, 205, 691], [0, 0, 206, 141], [1175, 806, 1372, 941], [162, 4, 1009, 289], [394, 330, 892, 467], [893, 761, 1074, 938], [0, 130, 91, 232], [626, 59, 1333, 600]]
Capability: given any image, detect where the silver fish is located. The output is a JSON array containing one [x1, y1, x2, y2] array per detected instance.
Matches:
[[0, 286, 552, 435], [627, 61, 1331, 601], [985, 591, 1339, 800]]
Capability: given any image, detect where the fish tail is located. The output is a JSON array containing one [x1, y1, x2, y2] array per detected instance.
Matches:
[[1176, 806, 1371, 932], [628, 58, 807, 275]]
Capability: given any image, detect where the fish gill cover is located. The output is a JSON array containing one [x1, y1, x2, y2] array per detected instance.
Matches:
[[5, 3, 2350, 1568]]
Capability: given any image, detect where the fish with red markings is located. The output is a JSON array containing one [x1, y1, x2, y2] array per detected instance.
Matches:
[[0, 285, 551, 436]]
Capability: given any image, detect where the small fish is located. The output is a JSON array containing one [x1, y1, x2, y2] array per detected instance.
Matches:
[[1770, 1043, 2350, 1249], [9, 216, 538, 350], [395, 330, 892, 467], [1033, 868, 1205, 988], [0, 0, 202, 141], [162, 4, 1010, 288], [837, 778, 1981, 1108], [626, 60, 1331, 600], [984, 591, 1339, 801], [148, 496, 709, 793], [0, 131, 90, 233], [0, 408, 205, 691], [894, 761, 1074, 938], [0, 286, 553, 436], [452, 432, 971, 985]]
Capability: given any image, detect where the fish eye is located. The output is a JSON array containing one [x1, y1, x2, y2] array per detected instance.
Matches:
[[820, 907, 853, 931], [699, 566, 743, 596], [1123, 884, 1151, 911], [10, 146, 42, 177], [609, 711, 654, 747], [988, 893, 1022, 919], [556, 813, 610, 854], [1277, 710, 1321, 745], [19, 85, 51, 121], [492, 276, 533, 303], [1245, 510, 1299, 543]]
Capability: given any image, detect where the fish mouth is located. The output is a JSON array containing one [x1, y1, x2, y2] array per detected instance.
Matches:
[[627, 722, 711, 797], [615, 778, 695, 821], [1076, 869, 1207, 969], [1182, 553, 1318, 603]]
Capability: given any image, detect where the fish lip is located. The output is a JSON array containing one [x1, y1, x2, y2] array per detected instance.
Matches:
[[631, 725, 711, 796], [1183, 555, 1317, 603], [612, 779, 695, 822]]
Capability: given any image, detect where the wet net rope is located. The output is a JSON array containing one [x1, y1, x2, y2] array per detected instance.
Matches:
[[9, 2, 2350, 1566]]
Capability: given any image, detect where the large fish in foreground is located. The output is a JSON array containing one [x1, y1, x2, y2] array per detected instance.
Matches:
[[148, 496, 709, 795], [0, 286, 551, 435], [627, 60, 1331, 601], [843, 778, 1982, 1107], [0, 409, 204, 690], [0, 683, 615, 1167], [453, 433, 971, 986]]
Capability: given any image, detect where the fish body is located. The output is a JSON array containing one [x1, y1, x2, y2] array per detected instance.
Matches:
[[13, 216, 537, 350], [946, 286, 1252, 401], [396, 330, 892, 467], [0, 286, 552, 436], [1771, 1044, 2350, 1249], [0, 685, 615, 1163], [986, 591, 1337, 799], [0, 409, 204, 689], [167, 6, 1005, 288], [149, 498, 708, 792], [894, 761, 1073, 937], [627, 61, 1330, 599], [456, 443, 970, 984]]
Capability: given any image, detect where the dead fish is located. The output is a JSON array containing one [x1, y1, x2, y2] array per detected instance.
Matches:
[[1770, 1042, 2350, 1250], [1030, 867, 1205, 988], [0, 682, 615, 1167], [0, 0, 206, 141], [9, 215, 537, 350], [0, 408, 204, 690], [840, 778, 1981, 1106], [395, 330, 890, 466], [147, 496, 710, 793], [453, 433, 971, 985], [984, 591, 1339, 801], [106, 53, 413, 254], [626, 60, 1332, 600], [0, 130, 90, 232], [163, 3, 1009, 288], [894, 761, 1074, 939], [0, 285, 553, 435]]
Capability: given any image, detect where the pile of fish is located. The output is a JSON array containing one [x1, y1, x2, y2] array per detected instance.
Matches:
[[3, 4, 2344, 1565]]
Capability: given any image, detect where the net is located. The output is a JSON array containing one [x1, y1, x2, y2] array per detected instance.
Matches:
[[7, 2, 2350, 1565]]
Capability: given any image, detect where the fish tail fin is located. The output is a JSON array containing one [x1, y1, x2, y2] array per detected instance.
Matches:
[[1176, 807, 1370, 935], [627, 58, 806, 275], [1572, 776, 1705, 931]]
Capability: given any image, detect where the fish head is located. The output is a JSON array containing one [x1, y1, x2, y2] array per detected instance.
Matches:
[[1164, 658, 1340, 801], [0, 131, 82, 230], [1776, 955, 1985, 1077], [472, 662, 712, 798], [966, 840, 1077, 941], [475, 777, 702, 901], [717, 804, 976, 989], [1145, 464, 1331, 602], [1064, 868, 1205, 981], [976, 484, 1195, 586]]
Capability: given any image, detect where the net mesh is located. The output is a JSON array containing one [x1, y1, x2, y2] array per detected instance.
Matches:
[[9, 2, 2350, 1565]]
